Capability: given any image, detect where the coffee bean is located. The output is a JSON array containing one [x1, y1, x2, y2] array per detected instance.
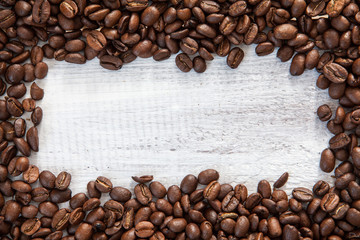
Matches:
[[227, 47, 244, 69], [134, 184, 152, 205], [292, 187, 313, 202], [321, 193, 340, 212], [320, 148, 335, 173], [290, 53, 305, 76], [21, 218, 41, 235], [60, 0, 79, 19], [255, 42, 274, 56], [329, 133, 350, 149], [30, 82, 44, 100], [274, 24, 298, 40], [175, 53, 193, 72], [323, 63, 348, 84], [87, 31, 107, 51], [95, 176, 112, 193], [31, 107, 43, 126], [100, 55, 123, 70], [193, 56, 206, 73], [135, 221, 155, 238], [55, 172, 71, 191], [273, 172, 289, 188]]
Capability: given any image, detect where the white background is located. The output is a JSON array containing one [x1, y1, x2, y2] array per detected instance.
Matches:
[[30, 44, 337, 195]]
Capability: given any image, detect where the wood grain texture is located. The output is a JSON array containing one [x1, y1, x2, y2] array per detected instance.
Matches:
[[30, 44, 337, 195]]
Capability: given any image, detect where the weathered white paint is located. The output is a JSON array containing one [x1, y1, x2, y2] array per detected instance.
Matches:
[[29, 44, 338, 195]]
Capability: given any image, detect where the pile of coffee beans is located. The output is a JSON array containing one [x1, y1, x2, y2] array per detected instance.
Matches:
[[2, 167, 360, 240], [0, 0, 358, 239]]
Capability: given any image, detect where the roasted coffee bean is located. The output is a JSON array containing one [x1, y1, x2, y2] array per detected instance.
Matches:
[[134, 184, 152, 205], [320, 148, 335, 173], [323, 63, 348, 84], [87, 31, 107, 51], [290, 53, 305, 76], [292, 187, 313, 202], [274, 24, 298, 40], [6, 97, 23, 117], [21, 218, 41, 235], [321, 193, 340, 212], [175, 53, 193, 72], [273, 172, 289, 188], [95, 176, 112, 193], [193, 56, 206, 73], [55, 172, 71, 190], [30, 82, 44, 100], [31, 107, 43, 126], [227, 47, 244, 69]]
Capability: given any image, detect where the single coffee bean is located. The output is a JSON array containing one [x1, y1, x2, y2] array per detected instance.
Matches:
[[21, 218, 41, 235], [274, 24, 298, 40], [292, 187, 313, 202], [132, 175, 153, 184], [175, 53, 193, 72], [321, 193, 340, 212], [290, 53, 305, 76], [100, 55, 123, 70], [320, 148, 335, 173], [87, 31, 107, 51], [55, 171, 71, 191], [193, 56, 206, 73], [329, 133, 350, 149], [227, 47, 244, 69], [273, 172, 289, 188], [134, 184, 152, 205], [95, 176, 112, 193], [30, 82, 44, 100], [323, 63, 348, 84], [52, 208, 71, 231], [6, 97, 23, 117], [31, 107, 43, 126]]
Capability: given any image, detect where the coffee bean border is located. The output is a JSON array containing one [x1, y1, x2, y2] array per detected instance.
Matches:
[[0, 0, 359, 239]]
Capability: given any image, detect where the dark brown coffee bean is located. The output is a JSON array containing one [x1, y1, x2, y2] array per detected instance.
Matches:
[[100, 55, 123, 70], [132, 40, 153, 58], [227, 47, 244, 69], [274, 24, 298, 40], [255, 42, 274, 56], [320, 148, 335, 173], [52, 208, 70, 231], [6, 97, 23, 117], [89, 178, 110, 196], [55, 172, 71, 191], [7, 84, 26, 99], [39, 201, 58, 217], [323, 63, 348, 84], [292, 187, 313, 202], [329, 133, 350, 149], [175, 53, 193, 72], [30, 82, 44, 101], [87, 31, 107, 51], [60, 0, 79, 19], [21, 218, 41, 235], [50, 188, 72, 203], [134, 184, 152, 205], [290, 53, 305, 76], [193, 56, 206, 73], [273, 172, 289, 188], [31, 107, 43, 126], [135, 221, 155, 238], [321, 193, 340, 212], [317, 104, 332, 122]]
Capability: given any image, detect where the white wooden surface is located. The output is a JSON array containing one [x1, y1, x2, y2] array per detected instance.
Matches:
[[29, 44, 337, 195]]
